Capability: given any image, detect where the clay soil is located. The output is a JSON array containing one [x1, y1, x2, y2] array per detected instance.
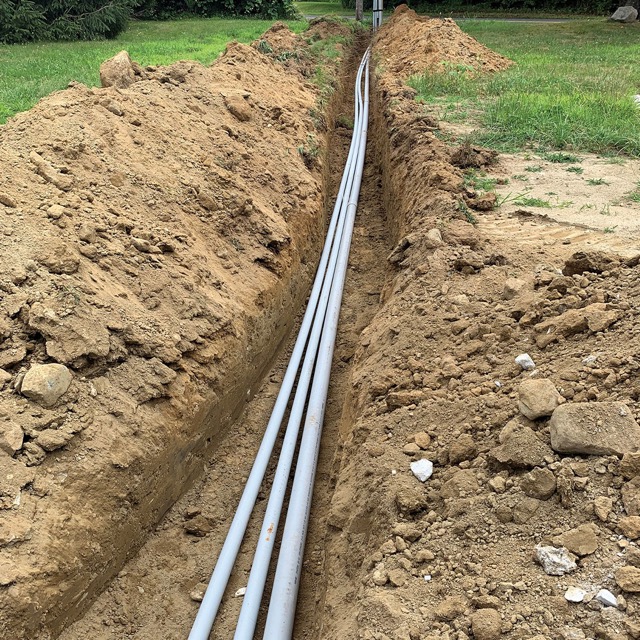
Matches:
[[3, 7, 640, 640]]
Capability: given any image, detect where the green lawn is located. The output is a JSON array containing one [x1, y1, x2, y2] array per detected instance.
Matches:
[[410, 20, 640, 156], [295, 1, 352, 16], [0, 17, 306, 123]]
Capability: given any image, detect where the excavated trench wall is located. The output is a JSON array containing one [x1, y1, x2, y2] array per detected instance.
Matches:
[[0, 33, 351, 639]]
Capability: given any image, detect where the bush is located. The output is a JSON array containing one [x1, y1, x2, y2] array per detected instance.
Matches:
[[134, 0, 298, 19], [0, 0, 135, 43]]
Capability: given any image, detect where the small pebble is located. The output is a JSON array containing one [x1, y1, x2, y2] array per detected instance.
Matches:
[[515, 353, 535, 370], [235, 587, 247, 598], [410, 459, 433, 482], [565, 586, 586, 603], [595, 589, 617, 608]]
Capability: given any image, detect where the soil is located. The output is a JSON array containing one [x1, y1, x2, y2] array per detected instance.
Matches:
[[3, 7, 640, 640], [0, 23, 348, 639]]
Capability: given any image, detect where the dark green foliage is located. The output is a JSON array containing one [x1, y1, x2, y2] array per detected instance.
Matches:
[[340, 0, 617, 13], [0, 0, 135, 43], [134, 0, 298, 19]]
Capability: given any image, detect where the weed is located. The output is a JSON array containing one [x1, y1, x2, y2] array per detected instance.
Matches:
[[542, 152, 581, 164], [525, 165, 543, 173], [335, 114, 354, 129], [566, 166, 584, 174], [256, 39, 273, 55], [604, 226, 617, 233], [458, 199, 478, 225], [578, 204, 595, 212], [496, 190, 529, 207], [464, 169, 497, 192], [514, 196, 552, 208], [512, 174, 529, 181], [587, 178, 609, 186], [298, 134, 320, 169], [600, 203, 611, 215], [628, 183, 640, 203]]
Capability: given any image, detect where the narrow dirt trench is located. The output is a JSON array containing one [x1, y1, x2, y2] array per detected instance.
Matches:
[[59, 38, 392, 640]]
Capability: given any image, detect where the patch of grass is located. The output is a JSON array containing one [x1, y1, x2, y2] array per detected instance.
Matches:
[[628, 184, 640, 203], [566, 166, 584, 174], [586, 178, 609, 186], [409, 20, 640, 157], [542, 151, 581, 163], [513, 196, 552, 208], [512, 174, 529, 181], [604, 225, 618, 233], [464, 168, 497, 192], [0, 17, 307, 123], [295, 1, 353, 16], [525, 164, 543, 172]]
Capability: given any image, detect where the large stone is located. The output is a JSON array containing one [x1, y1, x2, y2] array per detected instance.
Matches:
[[616, 566, 640, 592], [471, 608, 502, 640], [534, 304, 619, 348], [490, 426, 553, 468], [518, 379, 562, 420], [549, 402, 640, 456], [619, 516, 640, 540], [0, 421, 24, 456], [520, 467, 556, 500], [622, 477, 640, 515], [535, 545, 577, 576], [434, 595, 467, 621], [620, 452, 640, 479], [553, 524, 599, 556], [100, 50, 136, 88], [20, 364, 72, 407], [611, 6, 638, 22]]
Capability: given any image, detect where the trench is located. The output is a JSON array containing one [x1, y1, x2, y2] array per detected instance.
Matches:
[[59, 36, 395, 639]]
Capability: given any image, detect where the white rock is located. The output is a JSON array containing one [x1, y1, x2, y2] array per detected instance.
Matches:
[[535, 545, 577, 576], [235, 587, 247, 597], [595, 589, 617, 608], [564, 586, 586, 603], [515, 353, 535, 370], [410, 459, 433, 482]]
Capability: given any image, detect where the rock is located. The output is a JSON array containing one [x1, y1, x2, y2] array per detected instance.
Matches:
[[0, 369, 11, 389], [35, 429, 73, 452], [37, 245, 80, 274], [535, 545, 577, 575], [20, 364, 72, 407], [518, 378, 561, 420], [410, 459, 433, 482], [0, 345, 27, 369], [471, 608, 502, 640], [515, 353, 535, 370], [620, 452, 640, 479], [425, 228, 443, 247], [224, 94, 252, 122], [441, 220, 480, 247], [471, 595, 502, 610], [29, 151, 73, 191], [513, 497, 541, 524], [610, 6, 638, 22], [619, 516, 640, 539], [47, 204, 65, 219], [615, 566, 640, 592], [553, 524, 598, 556], [549, 402, 640, 456], [0, 421, 24, 456], [490, 426, 553, 468], [449, 434, 477, 464], [503, 278, 527, 300], [627, 547, 640, 567], [595, 589, 618, 607], [520, 467, 556, 500], [563, 251, 618, 276], [77, 223, 97, 243], [534, 304, 619, 348], [395, 477, 430, 513], [403, 442, 421, 456], [594, 496, 613, 522], [414, 432, 432, 449], [440, 469, 478, 498], [388, 568, 407, 587], [0, 192, 17, 208], [100, 50, 136, 88], [183, 514, 213, 537], [622, 477, 640, 515], [564, 587, 586, 603], [434, 595, 467, 621]]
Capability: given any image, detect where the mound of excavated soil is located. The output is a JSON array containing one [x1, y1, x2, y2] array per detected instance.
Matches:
[[374, 5, 513, 79], [0, 32, 341, 638]]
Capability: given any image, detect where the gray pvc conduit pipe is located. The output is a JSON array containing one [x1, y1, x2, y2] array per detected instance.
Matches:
[[262, 50, 371, 640], [187, 47, 371, 640], [232, 49, 370, 640]]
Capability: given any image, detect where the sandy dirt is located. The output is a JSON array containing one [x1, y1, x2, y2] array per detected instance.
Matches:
[[3, 6, 640, 640]]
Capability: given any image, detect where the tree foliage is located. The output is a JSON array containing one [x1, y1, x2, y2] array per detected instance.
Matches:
[[134, 0, 298, 20], [340, 0, 617, 12], [0, 0, 135, 43]]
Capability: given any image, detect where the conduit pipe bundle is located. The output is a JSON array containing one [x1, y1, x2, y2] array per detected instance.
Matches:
[[188, 47, 371, 640]]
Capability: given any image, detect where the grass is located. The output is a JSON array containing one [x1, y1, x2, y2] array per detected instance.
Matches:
[[514, 195, 552, 208], [566, 165, 584, 174], [410, 20, 640, 157], [295, 1, 352, 16], [0, 17, 307, 123], [586, 177, 609, 186]]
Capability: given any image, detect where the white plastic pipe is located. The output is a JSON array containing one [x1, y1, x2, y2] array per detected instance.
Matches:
[[261, 50, 370, 640], [188, 48, 371, 640], [232, 50, 370, 640]]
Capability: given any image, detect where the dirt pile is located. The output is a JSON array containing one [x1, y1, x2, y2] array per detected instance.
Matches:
[[312, 29, 640, 640], [374, 5, 513, 79], [0, 29, 341, 638]]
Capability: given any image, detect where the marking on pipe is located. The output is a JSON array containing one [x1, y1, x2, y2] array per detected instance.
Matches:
[[266, 522, 275, 541]]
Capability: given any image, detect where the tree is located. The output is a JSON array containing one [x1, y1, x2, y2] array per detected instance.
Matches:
[[355, 0, 363, 19]]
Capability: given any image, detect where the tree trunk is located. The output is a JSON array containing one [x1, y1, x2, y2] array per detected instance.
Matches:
[[355, 0, 363, 21]]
